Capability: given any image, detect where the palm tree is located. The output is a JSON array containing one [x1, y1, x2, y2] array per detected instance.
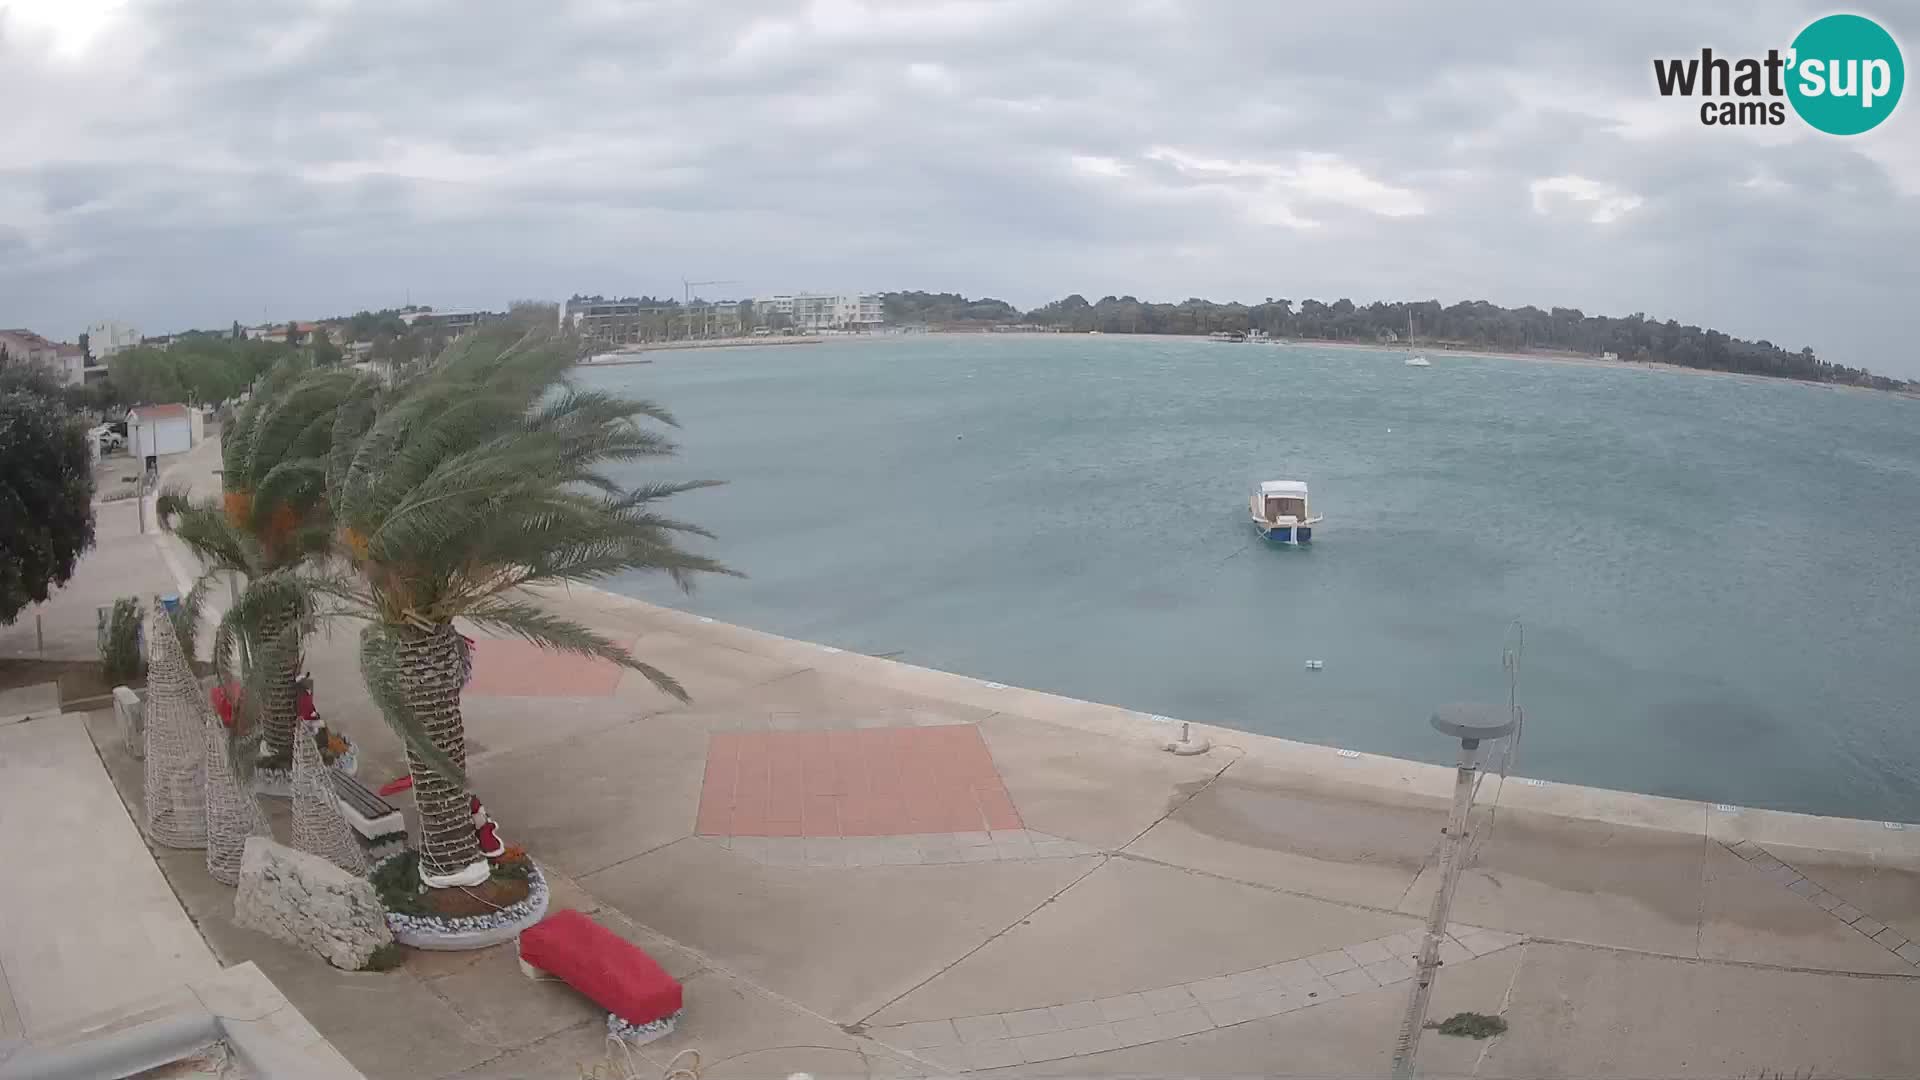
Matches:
[[158, 359, 364, 764], [303, 321, 733, 889]]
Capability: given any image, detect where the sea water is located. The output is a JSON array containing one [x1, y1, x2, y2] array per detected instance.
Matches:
[[585, 335, 1920, 822]]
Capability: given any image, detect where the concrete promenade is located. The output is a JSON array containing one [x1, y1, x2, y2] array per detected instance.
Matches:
[[30, 432, 1920, 1076]]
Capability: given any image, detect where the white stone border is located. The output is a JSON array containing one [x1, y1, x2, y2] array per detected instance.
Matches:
[[876, 925, 1522, 1071], [376, 855, 550, 951]]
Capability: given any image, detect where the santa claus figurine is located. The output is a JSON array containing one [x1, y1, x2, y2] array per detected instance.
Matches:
[[470, 794, 506, 860]]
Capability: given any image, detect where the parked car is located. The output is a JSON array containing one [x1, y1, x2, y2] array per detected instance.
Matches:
[[91, 424, 126, 452]]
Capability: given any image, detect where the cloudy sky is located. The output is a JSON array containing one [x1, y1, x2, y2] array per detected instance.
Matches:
[[3, 0, 1917, 375]]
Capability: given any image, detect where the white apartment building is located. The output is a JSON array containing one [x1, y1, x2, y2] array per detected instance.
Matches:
[[85, 320, 142, 357], [752, 292, 884, 331]]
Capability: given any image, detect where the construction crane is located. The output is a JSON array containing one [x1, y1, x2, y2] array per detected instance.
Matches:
[[681, 279, 742, 338], [681, 278, 740, 304]]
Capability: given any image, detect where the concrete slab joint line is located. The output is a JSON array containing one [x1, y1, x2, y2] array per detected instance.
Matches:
[[1719, 839, 1920, 968], [878, 924, 1524, 1066]]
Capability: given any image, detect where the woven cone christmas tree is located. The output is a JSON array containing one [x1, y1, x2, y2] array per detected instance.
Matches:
[[291, 717, 367, 876], [203, 707, 271, 886], [142, 601, 207, 849]]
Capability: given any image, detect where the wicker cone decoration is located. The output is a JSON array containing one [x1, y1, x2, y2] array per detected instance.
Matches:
[[204, 708, 271, 886], [142, 601, 207, 849], [291, 717, 368, 876]]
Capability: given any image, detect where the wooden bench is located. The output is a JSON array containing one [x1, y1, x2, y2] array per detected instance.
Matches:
[[518, 909, 683, 1043], [330, 770, 405, 841]]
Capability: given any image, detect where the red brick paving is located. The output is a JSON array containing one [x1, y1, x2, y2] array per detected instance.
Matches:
[[464, 637, 627, 697], [697, 725, 1023, 837]]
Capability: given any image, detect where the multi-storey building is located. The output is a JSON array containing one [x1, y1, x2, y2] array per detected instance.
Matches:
[[84, 320, 142, 357], [751, 293, 884, 332], [0, 328, 105, 385]]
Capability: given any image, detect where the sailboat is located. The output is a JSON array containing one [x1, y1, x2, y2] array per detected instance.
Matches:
[[1404, 311, 1430, 366]]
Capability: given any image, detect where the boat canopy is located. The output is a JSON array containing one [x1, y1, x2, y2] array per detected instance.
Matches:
[[1257, 480, 1310, 496]]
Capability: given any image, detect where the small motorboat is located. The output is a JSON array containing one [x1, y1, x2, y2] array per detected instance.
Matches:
[[1250, 480, 1322, 543], [1405, 355, 1431, 367]]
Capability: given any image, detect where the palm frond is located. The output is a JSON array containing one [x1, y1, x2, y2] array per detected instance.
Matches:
[[273, 568, 375, 617], [210, 603, 248, 689], [156, 488, 257, 575], [249, 459, 329, 535], [170, 572, 218, 661], [326, 377, 385, 504], [463, 598, 688, 701], [248, 370, 351, 486], [612, 479, 726, 507], [222, 390, 269, 483], [213, 570, 327, 679], [225, 355, 313, 486]]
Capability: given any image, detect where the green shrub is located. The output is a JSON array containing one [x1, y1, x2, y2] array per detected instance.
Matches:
[[361, 943, 405, 972], [100, 597, 145, 683], [1427, 1012, 1508, 1039], [370, 850, 427, 915]]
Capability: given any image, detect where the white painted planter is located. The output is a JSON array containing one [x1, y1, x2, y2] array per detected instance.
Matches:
[[378, 856, 550, 952]]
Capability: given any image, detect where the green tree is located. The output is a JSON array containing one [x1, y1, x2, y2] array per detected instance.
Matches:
[[109, 339, 287, 407], [0, 367, 96, 623], [311, 332, 343, 368], [109, 346, 188, 404], [299, 321, 733, 890]]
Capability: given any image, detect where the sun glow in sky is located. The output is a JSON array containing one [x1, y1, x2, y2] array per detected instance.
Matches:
[[1, 0, 125, 56]]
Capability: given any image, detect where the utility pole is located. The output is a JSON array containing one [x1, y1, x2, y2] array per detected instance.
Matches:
[[1390, 703, 1516, 1079]]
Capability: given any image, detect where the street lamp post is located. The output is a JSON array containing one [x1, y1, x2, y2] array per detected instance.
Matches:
[[1390, 703, 1517, 1080]]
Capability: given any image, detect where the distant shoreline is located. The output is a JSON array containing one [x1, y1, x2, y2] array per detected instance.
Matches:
[[573, 328, 1916, 397], [1305, 338, 1917, 394], [961, 330, 1914, 395], [580, 336, 827, 365]]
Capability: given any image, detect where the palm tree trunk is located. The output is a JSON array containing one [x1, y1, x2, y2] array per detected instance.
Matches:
[[258, 603, 301, 760], [395, 621, 482, 880]]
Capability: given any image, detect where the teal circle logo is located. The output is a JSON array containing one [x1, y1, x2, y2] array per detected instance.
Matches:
[[1787, 14, 1904, 135]]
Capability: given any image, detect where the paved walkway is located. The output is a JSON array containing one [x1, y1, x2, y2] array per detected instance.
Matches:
[[49, 432, 1920, 1076], [0, 711, 220, 1044]]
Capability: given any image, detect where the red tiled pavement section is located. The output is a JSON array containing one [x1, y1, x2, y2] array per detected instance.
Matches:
[[464, 637, 627, 697], [697, 725, 1023, 838]]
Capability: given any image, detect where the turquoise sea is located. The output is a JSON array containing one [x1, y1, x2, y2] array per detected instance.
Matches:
[[584, 335, 1920, 822]]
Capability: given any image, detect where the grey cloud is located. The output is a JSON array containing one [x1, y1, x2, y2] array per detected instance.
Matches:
[[0, 0, 1915, 375]]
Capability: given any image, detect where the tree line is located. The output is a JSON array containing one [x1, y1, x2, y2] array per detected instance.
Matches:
[[105, 336, 299, 409], [883, 292, 1909, 391]]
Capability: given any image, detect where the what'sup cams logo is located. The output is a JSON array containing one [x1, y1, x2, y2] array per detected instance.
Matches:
[[1654, 13, 1904, 134]]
